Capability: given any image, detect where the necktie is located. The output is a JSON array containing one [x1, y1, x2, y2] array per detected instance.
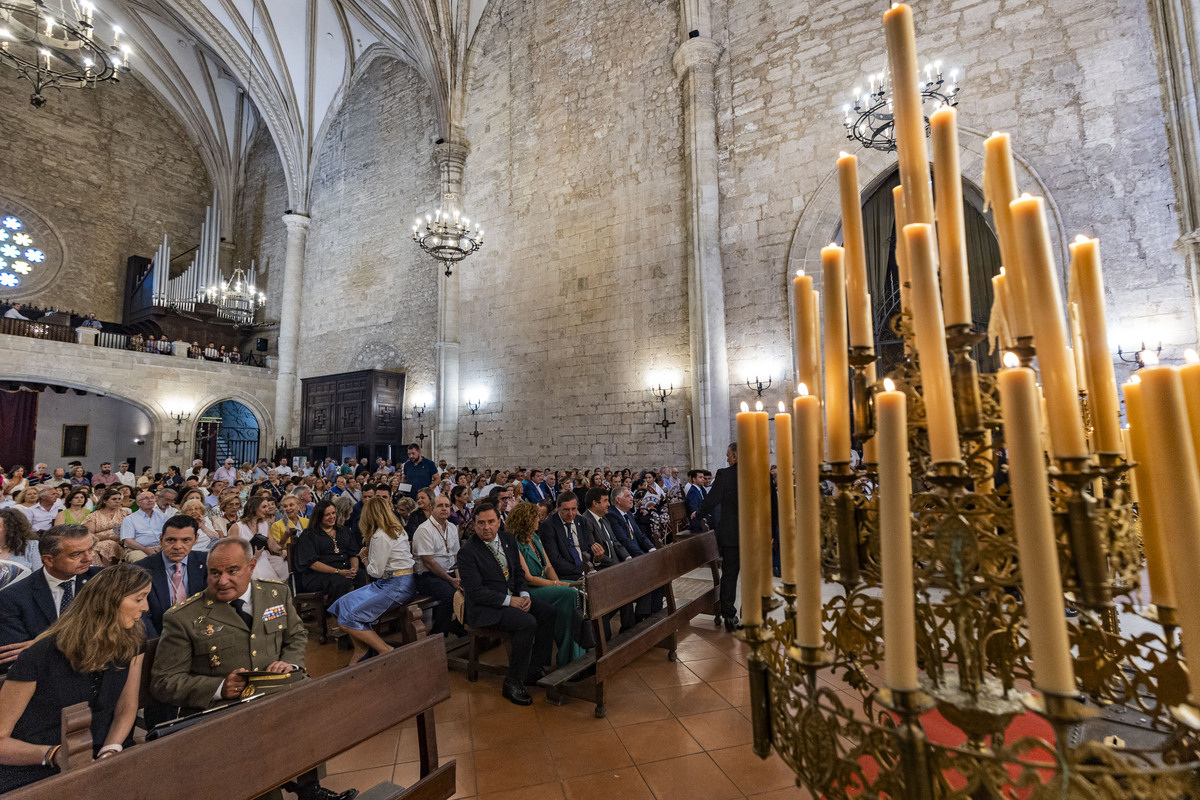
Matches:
[[232, 599, 254, 628], [171, 562, 186, 604], [567, 523, 582, 565], [59, 578, 74, 615]]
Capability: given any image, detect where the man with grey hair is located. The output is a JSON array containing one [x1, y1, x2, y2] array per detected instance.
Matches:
[[23, 486, 63, 532], [41, 467, 69, 490]]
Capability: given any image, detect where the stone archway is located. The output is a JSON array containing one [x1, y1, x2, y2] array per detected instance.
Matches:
[[783, 128, 1069, 351], [194, 399, 262, 471]]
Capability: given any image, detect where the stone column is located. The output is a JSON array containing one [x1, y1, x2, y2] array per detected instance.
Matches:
[[275, 213, 310, 442], [1148, 0, 1200, 334], [432, 140, 470, 467], [674, 36, 732, 470]]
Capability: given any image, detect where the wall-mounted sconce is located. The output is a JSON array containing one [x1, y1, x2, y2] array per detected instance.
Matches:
[[464, 388, 488, 447], [166, 406, 192, 454], [1116, 342, 1162, 371], [648, 376, 676, 439]]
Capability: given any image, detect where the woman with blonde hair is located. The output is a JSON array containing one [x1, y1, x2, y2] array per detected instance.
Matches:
[[179, 499, 217, 552], [0, 564, 150, 791], [83, 488, 129, 567], [328, 497, 419, 664], [508, 501, 586, 667]]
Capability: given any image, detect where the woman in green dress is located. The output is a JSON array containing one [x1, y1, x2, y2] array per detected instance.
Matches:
[[508, 502, 586, 667], [53, 488, 92, 526]]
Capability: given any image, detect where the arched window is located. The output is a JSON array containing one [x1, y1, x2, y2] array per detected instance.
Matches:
[[0, 214, 46, 289]]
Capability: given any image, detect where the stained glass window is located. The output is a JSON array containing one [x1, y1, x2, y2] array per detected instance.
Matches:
[[0, 215, 40, 287]]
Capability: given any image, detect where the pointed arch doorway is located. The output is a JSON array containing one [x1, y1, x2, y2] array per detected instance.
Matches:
[[195, 401, 260, 471], [838, 167, 1003, 376]]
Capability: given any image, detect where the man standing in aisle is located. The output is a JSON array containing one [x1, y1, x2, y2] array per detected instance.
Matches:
[[697, 443, 740, 632], [403, 443, 439, 500]]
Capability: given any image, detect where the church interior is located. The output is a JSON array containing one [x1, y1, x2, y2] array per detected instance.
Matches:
[[2, 0, 1200, 796]]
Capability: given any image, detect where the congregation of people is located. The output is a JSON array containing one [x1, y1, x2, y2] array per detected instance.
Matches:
[[0, 443, 722, 794]]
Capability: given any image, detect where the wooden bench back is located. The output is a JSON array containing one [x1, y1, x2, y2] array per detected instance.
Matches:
[[667, 501, 689, 533], [8, 636, 454, 800], [583, 532, 719, 617]]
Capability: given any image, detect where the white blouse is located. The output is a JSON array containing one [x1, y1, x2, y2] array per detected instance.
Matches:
[[365, 529, 415, 578]]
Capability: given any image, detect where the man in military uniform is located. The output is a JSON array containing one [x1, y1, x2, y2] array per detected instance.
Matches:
[[151, 538, 356, 800]]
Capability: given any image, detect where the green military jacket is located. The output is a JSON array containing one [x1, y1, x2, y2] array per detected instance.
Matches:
[[150, 579, 307, 713]]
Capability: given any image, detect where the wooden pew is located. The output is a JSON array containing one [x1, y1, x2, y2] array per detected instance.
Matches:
[[538, 531, 721, 717], [8, 636, 457, 800]]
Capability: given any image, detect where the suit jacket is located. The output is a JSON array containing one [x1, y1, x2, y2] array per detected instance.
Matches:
[[698, 463, 738, 547], [605, 507, 652, 556], [541, 482, 559, 502], [140, 552, 209, 635], [150, 579, 306, 713], [522, 480, 546, 503], [538, 515, 584, 581], [576, 510, 630, 568], [0, 567, 103, 648], [686, 484, 709, 531], [458, 532, 528, 629]]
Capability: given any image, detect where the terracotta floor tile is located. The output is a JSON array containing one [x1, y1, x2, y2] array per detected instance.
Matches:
[[392, 754, 475, 799], [678, 707, 754, 750], [684, 656, 748, 682], [435, 692, 473, 723], [613, 717, 703, 764], [324, 729, 399, 774], [471, 707, 544, 751], [319, 765, 394, 795], [604, 690, 674, 728], [547, 727, 633, 778], [476, 780, 566, 800], [708, 676, 751, 708], [673, 638, 728, 662], [710, 743, 799, 795], [536, 697, 613, 736], [750, 785, 817, 799], [433, 719, 474, 755], [474, 739, 558, 794], [634, 660, 704, 689], [638, 752, 743, 800], [563, 766, 654, 800], [604, 669, 652, 694], [470, 685, 537, 717], [652, 683, 731, 716]]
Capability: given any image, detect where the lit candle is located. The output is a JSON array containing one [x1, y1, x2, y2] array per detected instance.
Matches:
[[997, 353, 1077, 695], [822, 244, 852, 463], [793, 385, 822, 648], [877, 378, 918, 690], [883, 3, 933, 225], [930, 104, 970, 327], [736, 402, 764, 626], [893, 186, 912, 319], [904, 223, 961, 463], [1009, 194, 1088, 460], [793, 271, 818, 393], [1069, 236, 1121, 454], [1123, 377, 1174, 608], [811, 289, 825, 456], [837, 152, 873, 348], [775, 402, 796, 588], [754, 402, 773, 606], [1136, 362, 1200, 695], [983, 133, 1032, 338], [990, 270, 1014, 349]]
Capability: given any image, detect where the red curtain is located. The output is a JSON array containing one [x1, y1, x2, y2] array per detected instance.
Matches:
[[0, 389, 39, 472]]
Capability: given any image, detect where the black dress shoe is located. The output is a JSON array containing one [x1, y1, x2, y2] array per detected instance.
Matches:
[[502, 678, 533, 706], [295, 786, 359, 800], [723, 616, 742, 633]]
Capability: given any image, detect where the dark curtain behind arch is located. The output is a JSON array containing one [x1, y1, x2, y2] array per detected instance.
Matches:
[[0, 389, 38, 471]]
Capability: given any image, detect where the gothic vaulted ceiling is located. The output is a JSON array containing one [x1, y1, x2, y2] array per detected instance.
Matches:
[[85, 0, 489, 218]]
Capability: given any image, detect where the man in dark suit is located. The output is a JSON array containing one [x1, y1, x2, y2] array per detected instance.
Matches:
[[522, 469, 548, 503], [576, 488, 631, 569], [685, 470, 708, 532], [606, 487, 665, 622], [697, 443, 740, 631], [538, 492, 585, 581], [139, 514, 209, 635], [542, 472, 560, 502], [458, 504, 555, 706], [0, 524, 101, 669]]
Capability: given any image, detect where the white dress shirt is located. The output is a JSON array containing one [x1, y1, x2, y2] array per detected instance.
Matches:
[[365, 529, 416, 578], [43, 571, 75, 615], [412, 518, 459, 574]]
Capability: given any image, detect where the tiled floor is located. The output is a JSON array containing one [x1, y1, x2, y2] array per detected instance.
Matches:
[[303, 619, 814, 800]]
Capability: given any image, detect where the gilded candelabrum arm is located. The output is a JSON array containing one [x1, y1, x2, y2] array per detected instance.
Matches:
[[946, 324, 986, 434], [824, 462, 861, 590], [849, 347, 877, 442], [876, 687, 937, 799], [1055, 457, 1113, 614], [740, 624, 776, 758]]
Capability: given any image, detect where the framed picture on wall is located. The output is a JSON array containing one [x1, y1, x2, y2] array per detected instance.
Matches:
[[62, 425, 88, 458]]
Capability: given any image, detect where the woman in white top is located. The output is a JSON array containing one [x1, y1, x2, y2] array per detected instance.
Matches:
[[2, 468, 27, 503], [179, 499, 217, 552], [231, 495, 287, 581], [210, 494, 242, 538], [327, 498, 418, 664]]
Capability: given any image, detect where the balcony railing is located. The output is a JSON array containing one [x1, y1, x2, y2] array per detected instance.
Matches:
[[0, 316, 75, 343], [0, 319, 268, 368]]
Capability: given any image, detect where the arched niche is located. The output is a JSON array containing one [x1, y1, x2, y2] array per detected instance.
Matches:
[[194, 399, 262, 470]]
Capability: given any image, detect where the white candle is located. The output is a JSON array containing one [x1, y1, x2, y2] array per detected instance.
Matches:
[[877, 378, 918, 689]]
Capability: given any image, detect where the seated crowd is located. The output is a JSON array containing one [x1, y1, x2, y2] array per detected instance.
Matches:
[[0, 444, 711, 794]]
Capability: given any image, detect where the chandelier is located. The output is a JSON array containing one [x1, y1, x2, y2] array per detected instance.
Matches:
[[0, 0, 130, 107], [205, 267, 264, 325], [412, 206, 482, 278], [841, 61, 959, 152]]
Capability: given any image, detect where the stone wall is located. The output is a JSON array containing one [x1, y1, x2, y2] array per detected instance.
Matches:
[[459, 0, 692, 470], [713, 0, 1191, 397], [0, 333, 277, 473], [233, 124, 290, 348], [0, 74, 212, 320], [296, 54, 441, 402]]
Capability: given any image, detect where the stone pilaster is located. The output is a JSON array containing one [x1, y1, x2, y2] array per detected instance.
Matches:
[[275, 213, 310, 442], [432, 140, 470, 466], [674, 35, 731, 470]]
